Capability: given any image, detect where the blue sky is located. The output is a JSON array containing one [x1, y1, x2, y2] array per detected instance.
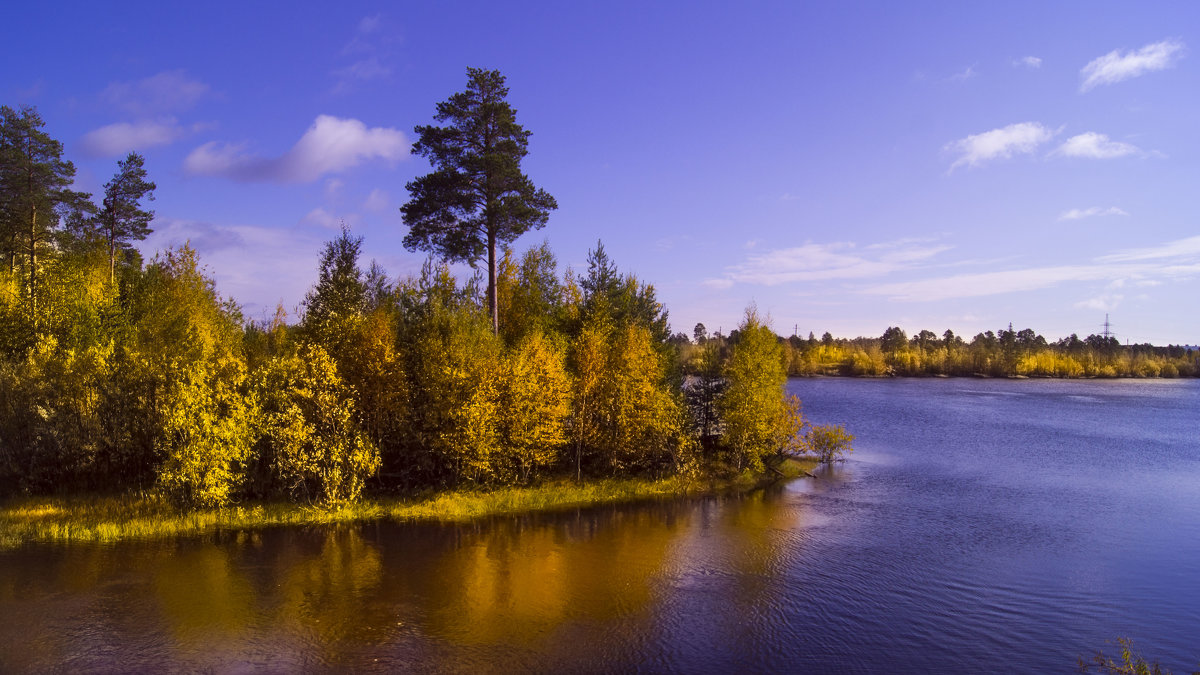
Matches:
[[3, 2, 1198, 344]]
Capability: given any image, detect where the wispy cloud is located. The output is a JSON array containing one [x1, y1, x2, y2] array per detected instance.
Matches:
[[863, 265, 1116, 301], [1080, 38, 1186, 92], [861, 235, 1200, 302], [945, 122, 1056, 170], [1096, 235, 1200, 263], [333, 14, 398, 94], [184, 115, 408, 183], [333, 57, 391, 89], [81, 119, 188, 156], [102, 70, 210, 116], [363, 188, 390, 212], [1058, 206, 1129, 221], [947, 65, 978, 82], [141, 218, 325, 319], [704, 239, 952, 288], [1052, 132, 1140, 159], [1014, 56, 1042, 69]]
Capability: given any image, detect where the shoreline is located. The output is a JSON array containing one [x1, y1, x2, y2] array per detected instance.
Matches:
[[786, 372, 1198, 380], [0, 458, 818, 549]]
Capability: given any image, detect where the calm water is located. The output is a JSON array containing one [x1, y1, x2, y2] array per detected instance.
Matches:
[[1, 378, 1197, 673]]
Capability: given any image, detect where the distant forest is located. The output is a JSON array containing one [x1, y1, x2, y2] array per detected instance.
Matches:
[[677, 324, 1199, 379]]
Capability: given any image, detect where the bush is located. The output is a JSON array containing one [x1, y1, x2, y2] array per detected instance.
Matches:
[[256, 346, 379, 506], [807, 424, 854, 463]]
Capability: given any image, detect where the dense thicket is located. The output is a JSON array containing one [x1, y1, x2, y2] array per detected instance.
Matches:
[[0, 110, 820, 506], [681, 326, 1199, 380], [0, 235, 817, 504]]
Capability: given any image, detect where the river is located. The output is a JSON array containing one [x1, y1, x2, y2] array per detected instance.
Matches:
[[1, 377, 1197, 672]]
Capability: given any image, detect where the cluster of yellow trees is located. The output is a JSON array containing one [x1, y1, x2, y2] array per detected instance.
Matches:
[[0, 104, 846, 510], [688, 326, 1198, 379], [0, 229, 840, 508]]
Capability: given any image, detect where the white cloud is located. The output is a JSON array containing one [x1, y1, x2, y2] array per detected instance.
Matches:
[[704, 239, 952, 288], [1014, 56, 1042, 69], [363, 188, 390, 212], [945, 122, 1055, 170], [303, 208, 341, 229], [184, 140, 253, 175], [1080, 38, 1186, 92], [102, 70, 210, 116], [1058, 206, 1129, 221], [324, 178, 344, 199], [1075, 294, 1123, 312], [81, 119, 185, 156], [1053, 132, 1139, 159], [184, 115, 408, 183]]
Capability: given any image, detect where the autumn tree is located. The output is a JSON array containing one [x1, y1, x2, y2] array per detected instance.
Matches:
[[718, 307, 790, 472], [256, 345, 379, 506], [495, 241, 562, 345], [156, 353, 257, 507], [401, 67, 558, 334], [498, 328, 572, 482]]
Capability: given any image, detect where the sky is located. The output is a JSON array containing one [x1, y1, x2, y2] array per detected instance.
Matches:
[[2, 1, 1198, 345]]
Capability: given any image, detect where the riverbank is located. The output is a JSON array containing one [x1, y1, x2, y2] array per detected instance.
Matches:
[[0, 458, 818, 548]]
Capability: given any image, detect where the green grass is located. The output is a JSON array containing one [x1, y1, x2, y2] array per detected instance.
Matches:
[[0, 457, 819, 548]]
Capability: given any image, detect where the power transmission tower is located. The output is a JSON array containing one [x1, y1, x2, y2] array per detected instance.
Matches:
[[1101, 314, 1114, 340]]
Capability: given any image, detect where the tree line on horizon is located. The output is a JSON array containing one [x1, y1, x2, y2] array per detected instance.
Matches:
[[677, 324, 1199, 379]]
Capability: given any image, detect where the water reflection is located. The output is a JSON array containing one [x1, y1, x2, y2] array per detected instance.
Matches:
[[4, 378, 1197, 672], [0, 491, 809, 672]]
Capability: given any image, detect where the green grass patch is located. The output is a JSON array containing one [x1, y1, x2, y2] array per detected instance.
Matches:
[[0, 458, 822, 548]]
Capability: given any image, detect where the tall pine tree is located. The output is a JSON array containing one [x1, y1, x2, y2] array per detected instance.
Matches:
[[97, 152, 156, 283], [401, 68, 557, 334], [0, 105, 89, 315]]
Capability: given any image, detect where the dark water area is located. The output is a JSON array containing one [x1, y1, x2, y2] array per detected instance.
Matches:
[[1, 378, 1197, 673]]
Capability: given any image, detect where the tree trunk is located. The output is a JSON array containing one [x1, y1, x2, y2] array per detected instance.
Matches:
[[487, 229, 498, 334], [108, 221, 116, 285], [28, 202, 36, 317]]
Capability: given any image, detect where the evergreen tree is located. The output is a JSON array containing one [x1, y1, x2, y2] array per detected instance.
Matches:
[[401, 68, 558, 334], [96, 152, 156, 283], [0, 105, 90, 315], [302, 225, 367, 355]]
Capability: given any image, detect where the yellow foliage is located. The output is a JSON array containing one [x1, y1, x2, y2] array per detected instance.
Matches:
[[257, 346, 379, 506], [719, 308, 787, 471], [156, 354, 257, 508], [499, 330, 572, 481]]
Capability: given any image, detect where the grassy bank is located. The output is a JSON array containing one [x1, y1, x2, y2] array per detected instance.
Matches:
[[0, 458, 818, 548]]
